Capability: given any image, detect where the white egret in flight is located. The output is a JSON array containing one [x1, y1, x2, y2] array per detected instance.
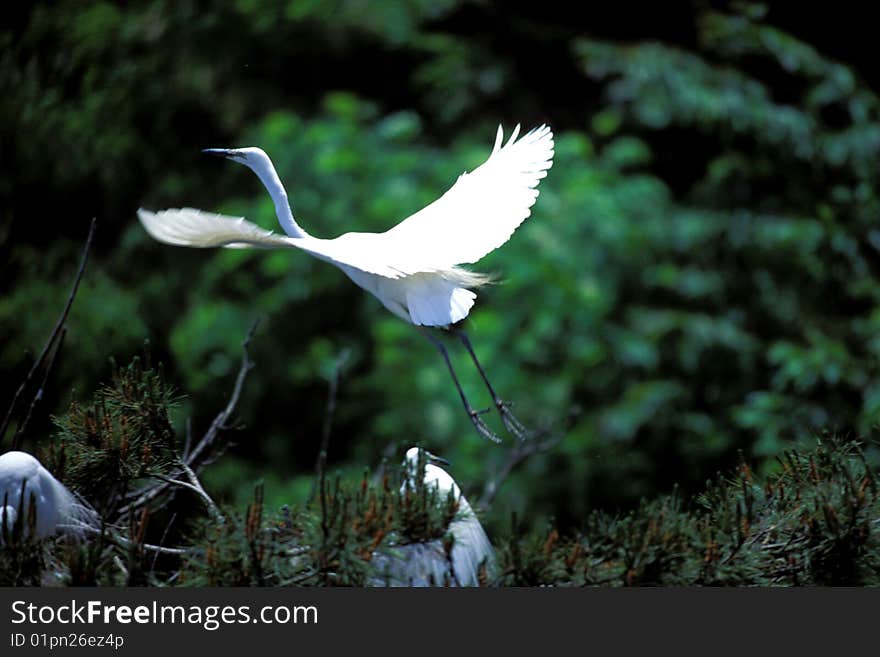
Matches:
[[138, 124, 554, 442], [0, 451, 98, 541], [372, 446, 495, 586]]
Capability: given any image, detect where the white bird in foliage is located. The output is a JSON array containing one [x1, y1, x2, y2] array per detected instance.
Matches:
[[138, 124, 554, 442], [372, 447, 495, 586], [0, 451, 97, 541]]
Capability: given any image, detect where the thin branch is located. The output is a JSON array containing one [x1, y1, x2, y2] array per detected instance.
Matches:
[[77, 525, 190, 556], [150, 512, 178, 575], [181, 461, 224, 524], [11, 327, 66, 450], [372, 439, 401, 483], [146, 466, 223, 525], [119, 320, 259, 516], [0, 218, 95, 447], [185, 318, 259, 469], [479, 406, 580, 509], [280, 568, 319, 586], [113, 555, 129, 579], [139, 541, 190, 557], [478, 415, 572, 511], [146, 475, 204, 503], [309, 349, 350, 502]]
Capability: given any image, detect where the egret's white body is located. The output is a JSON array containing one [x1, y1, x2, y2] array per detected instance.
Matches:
[[372, 447, 495, 586], [0, 451, 97, 540], [138, 124, 554, 327], [406, 447, 496, 585]]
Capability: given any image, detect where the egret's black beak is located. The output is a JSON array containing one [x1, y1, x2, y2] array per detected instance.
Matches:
[[426, 451, 450, 467], [202, 148, 238, 159]]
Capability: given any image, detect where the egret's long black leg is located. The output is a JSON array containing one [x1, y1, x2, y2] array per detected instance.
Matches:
[[420, 328, 501, 444], [453, 328, 530, 441]]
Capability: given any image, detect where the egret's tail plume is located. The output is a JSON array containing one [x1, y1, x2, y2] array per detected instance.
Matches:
[[444, 267, 495, 288], [53, 485, 100, 539]]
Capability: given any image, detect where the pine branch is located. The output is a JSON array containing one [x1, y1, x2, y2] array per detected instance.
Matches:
[[119, 319, 259, 516]]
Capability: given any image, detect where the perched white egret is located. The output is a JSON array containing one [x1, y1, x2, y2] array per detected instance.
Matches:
[[371, 447, 495, 586], [138, 124, 554, 442], [0, 451, 98, 541]]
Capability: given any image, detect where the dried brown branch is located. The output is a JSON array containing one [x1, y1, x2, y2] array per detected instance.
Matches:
[[478, 430, 562, 510], [477, 408, 579, 510], [0, 218, 95, 448], [186, 318, 260, 469], [119, 319, 259, 516]]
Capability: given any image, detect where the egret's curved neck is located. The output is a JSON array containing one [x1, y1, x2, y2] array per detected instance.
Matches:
[[245, 156, 308, 239]]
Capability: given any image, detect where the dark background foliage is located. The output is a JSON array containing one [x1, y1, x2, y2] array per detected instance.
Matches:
[[3, 1, 880, 540]]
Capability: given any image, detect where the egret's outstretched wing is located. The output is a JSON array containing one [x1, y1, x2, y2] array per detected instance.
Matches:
[[138, 124, 553, 281], [378, 124, 554, 271], [137, 207, 412, 278], [137, 208, 296, 250]]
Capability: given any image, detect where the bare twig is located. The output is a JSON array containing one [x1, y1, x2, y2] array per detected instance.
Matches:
[[478, 411, 575, 511], [119, 319, 259, 516], [11, 327, 66, 450], [309, 349, 350, 502], [372, 439, 401, 482], [138, 541, 190, 557], [147, 471, 223, 524], [77, 525, 190, 556], [0, 218, 96, 447], [479, 406, 580, 509], [181, 460, 224, 524], [185, 318, 260, 469], [280, 568, 319, 585], [150, 512, 178, 575], [113, 555, 129, 579]]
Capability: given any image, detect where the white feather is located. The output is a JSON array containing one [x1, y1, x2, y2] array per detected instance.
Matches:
[[371, 447, 496, 586], [138, 124, 553, 326], [420, 462, 495, 586], [0, 451, 98, 540]]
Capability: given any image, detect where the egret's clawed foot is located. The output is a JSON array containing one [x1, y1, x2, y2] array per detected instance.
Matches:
[[495, 399, 531, 441], [468, 407, 502, 444], [452, 328, 534, 443]]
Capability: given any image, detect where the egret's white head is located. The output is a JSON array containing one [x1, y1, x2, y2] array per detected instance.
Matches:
[[404, 447, 450, 469], [202, 146, 304, 238], [203, 147, 280, 189], [203, 147, 271, 168]]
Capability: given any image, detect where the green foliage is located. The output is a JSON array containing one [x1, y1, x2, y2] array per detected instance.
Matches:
[[500, 439, 880, 586], [4, 355, 880, 587], [183, 453, 461, 587], [48, 355, 179, 517], [4, 1, 880, 548], [183, 484, 278, 586], [537, 10, 880, 519]]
